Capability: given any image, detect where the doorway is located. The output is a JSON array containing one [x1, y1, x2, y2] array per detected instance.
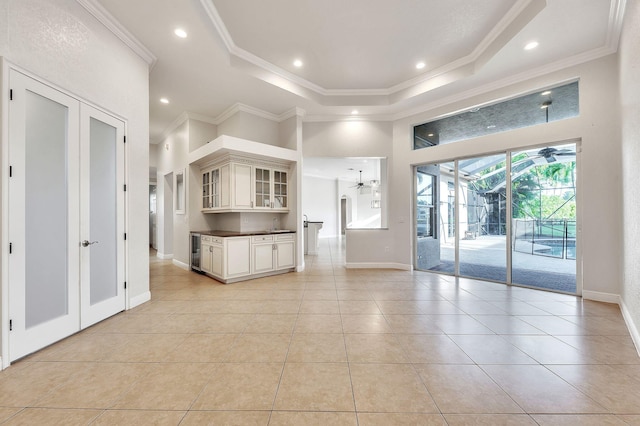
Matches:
[[414, 142, 578, 294], [7, 70, 126, 361]]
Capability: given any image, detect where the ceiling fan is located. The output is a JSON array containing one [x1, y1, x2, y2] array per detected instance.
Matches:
[[350, 170, 370, 190], [535, 147, 576, 163]]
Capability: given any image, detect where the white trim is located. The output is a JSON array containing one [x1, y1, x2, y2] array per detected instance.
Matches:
[[345, 262, 412, 271], [582, 290, 621, 304], [156, 252, 173, 260], [75, 0, 157, 68], [172, 259, 190, 270], [620, 300, 640, 358], [129, 291, 151, 309], [1, 58, 9, 370], [296, 264, 305, 272]]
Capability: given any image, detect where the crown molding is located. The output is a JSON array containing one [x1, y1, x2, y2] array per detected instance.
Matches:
[[76, 0, 157, 68], [199, 0, 544, 105], [606, 0, 627, 50]]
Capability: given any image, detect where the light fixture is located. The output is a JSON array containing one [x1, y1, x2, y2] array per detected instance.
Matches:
[[524, 41, 539, 50], [293, 59, 303, 68], [160, 98, 170, 104], [427, 133, 434, 137], [351, 109, 359, 115], [541, 90, 551, 96], [174, 28, 187, 38], [416, 62, 426, 70], [370, 179, 380, 187], [487, 125, 496, 129], [540, 100, 552, 109]]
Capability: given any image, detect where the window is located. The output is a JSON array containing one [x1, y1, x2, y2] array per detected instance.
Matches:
[[417, 171, 436, 237], [175, 169, 186, 214], [413, 81, 579, 149]]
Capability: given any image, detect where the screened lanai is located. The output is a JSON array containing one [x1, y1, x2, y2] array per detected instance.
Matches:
[[416, 143, 577, 294]]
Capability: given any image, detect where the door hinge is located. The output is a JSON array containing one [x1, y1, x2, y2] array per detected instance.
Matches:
[[124, 233, 127, 240], [9, 165, 12, 177], [9, 320, 12, 331], [123, 135, 126, 143], [9, 242, 12, 254], [124, 281, 127, 290], [124, 184, 127, 192], [9, 89, 13, 101]]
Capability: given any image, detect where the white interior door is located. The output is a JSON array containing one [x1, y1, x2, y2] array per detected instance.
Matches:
[[8, 71, 126, 361], [79, 104, 126, 328], [8, 71, 81, 361]]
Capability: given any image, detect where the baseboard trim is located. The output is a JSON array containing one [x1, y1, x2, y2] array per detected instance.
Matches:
[[296, 263, 305, 272], [582, 290, 621, 304], [156, 252, 173, 260], [172, 259, 190, 270], [345, 262, 412, 271], [620, 300, 640, 358], [129, 291, 151, 309]]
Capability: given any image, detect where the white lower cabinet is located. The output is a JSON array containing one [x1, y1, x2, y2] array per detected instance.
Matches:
[[201, 233, 295, 283]]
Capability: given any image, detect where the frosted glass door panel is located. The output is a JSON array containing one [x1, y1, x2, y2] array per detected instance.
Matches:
[[89, 117, 118, 305], [25, 90, 69, 328]]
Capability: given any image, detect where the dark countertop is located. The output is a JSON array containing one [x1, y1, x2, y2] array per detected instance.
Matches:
[[193, 230, 296, 237]]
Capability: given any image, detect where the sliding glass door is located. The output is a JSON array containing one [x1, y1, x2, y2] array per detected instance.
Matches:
[[415, 143, 578, 294]]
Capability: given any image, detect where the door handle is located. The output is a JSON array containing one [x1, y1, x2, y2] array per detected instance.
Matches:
[[82, 240, 99, 247]]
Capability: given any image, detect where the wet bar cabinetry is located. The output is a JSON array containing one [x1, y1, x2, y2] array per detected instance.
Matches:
[[200, 156, 289, 213]]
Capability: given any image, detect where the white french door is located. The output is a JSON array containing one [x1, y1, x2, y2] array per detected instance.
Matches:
[[8, 70, 126, 361], [79, 104, 126, 329]]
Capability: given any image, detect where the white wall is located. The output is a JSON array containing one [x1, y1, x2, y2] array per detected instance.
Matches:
[[390, 55, 622, 296], [303, 121, 393, 157], [217, 111, 280, 146], [0, 0, 150, 310], [302, 176, 338, 237], [619, 0, 640, 350]]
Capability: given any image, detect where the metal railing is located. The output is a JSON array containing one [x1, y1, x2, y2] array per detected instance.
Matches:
[[512, 219, 576, 260]]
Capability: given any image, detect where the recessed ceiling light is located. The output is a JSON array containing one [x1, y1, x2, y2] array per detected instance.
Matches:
[[293, 59, 303, 68], [524, 41, 539, 50], [427, 133, 434, 137], [351, 109, 359, 115], [416, 62, 426, 70], [174, 28, 187, 38], [160, 98, 170, 104], [541, 90, 551, 96]]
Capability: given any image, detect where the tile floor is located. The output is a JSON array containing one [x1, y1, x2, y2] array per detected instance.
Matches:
[[1, 238, 639, 425]]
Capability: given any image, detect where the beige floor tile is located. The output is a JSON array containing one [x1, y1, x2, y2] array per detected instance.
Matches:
[[350, 363, 438, 413], [487, 301, 551, 316], [0, 408, 21, 423], [560, 315, 633, 336], [451, 300, 509, 315], [299, 300, 340, 314], [341, 314, 392, 333], [92, 410, 187, 425], [449, 335, 537, 364], [295, 314, 343, 333], [375, 300, 425, 314], [618, 415, 640, 425], [337, 289, 372, 300], [517, 315, 587, 335], [416, 364, 523, 414], [254, 300, 301, 314], [244, 314, 297, 333], [531, 414, 628, 425], [338, 300, 381, 314], [2, 408, 101, 425], [471, 314, 545, 335], [415, 300, 464, 314], [34, 363, 153, 409], [427, 314, 495, 334], [396, 334, 473, 364], [191, 363, 283, 410], [225, 333, 291, 362], [503, 335, 600, 364], [111, 363, 215, 410], [443, 414, 537, 425], [555, 335, 640, 364], [269, 411, 357, 425], [273, 363, 354, 411], [287, 333, 347, 362], [164, 333, 238, 362], [482, 364, 606, 414], [384, 315, 445, 334], [180, 410, 269, 425], [357, 413, 447, 426], [303, 289, 338, 300], [344, 334, 409, 363], [0, 362, 79, 407], [100, 333, 188, 362], [547, 364, 640, 414]]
